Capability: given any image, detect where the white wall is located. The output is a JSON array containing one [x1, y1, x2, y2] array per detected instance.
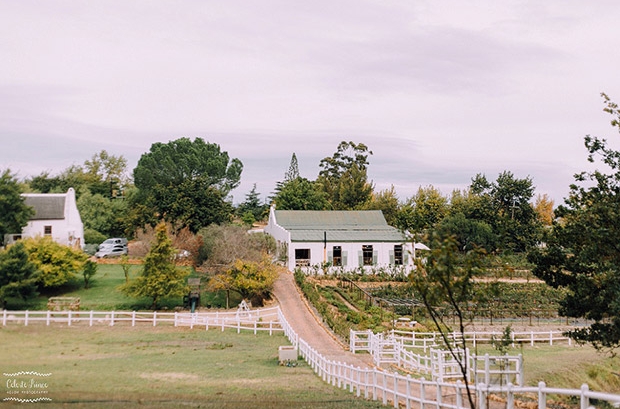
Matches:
[[21, 188, 85, 249], [287, 241, 414, 273]]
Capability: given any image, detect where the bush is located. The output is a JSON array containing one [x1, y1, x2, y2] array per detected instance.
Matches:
[[84, 228, 107, 245]]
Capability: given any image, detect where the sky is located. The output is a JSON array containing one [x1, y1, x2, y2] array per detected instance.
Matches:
[[2, 1, 620, 205]]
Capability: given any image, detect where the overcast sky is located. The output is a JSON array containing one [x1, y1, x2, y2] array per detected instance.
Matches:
[[2, 1, 620, 205]]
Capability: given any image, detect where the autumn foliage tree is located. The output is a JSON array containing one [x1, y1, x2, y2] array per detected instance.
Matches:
[[208, 255, 278, 307]]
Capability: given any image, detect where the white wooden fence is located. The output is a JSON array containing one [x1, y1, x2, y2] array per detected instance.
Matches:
[[1, 307, 283, 334], [351, 330, 523, 386], [5, 307, 620, 408], [301, 325, 620, 408]]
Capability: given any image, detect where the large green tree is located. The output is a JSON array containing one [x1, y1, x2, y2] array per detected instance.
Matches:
[[133, 138, 242, 232], [28, 150, 129, 198], [272, 177, 329, 210], [317, 141, 374, 210], [121, 223, 189, 309], [0, 169, 34, 246], [0, 242, 38, 308], [397, 185, 448, 233], [448, 172, 541, 253], [529, 93, 620, 351]]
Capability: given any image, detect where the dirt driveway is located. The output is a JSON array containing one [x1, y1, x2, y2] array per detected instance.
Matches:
[[272, 270, 373, 368]]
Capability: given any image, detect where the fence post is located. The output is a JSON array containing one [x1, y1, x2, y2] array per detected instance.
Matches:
[[132, 311, 136, 327], [25, 310, 29, 326], [455, 380, 463, 409], [484, 354, 490, 386], [153, 311, 157, 327], [420, 377, 426, 409], [478, 383, 486, 409], [68, 310, 72, 326], [382, 371, 387, 406], [372, 370, 378, 401], [538, 381, 547, 409], [46, 310, 50, 326], [507, 383, 514, 409], [530, 331, 534, 346], [110, 311, 115, 326], [406, 375, 412, 409], [2, 310, 5, 326], [580, 384, 589, 409], [393, 372, 399, 408], [549, 330, 553, 346], [89, 310, 93, 326], [517, 354, 524, 386]]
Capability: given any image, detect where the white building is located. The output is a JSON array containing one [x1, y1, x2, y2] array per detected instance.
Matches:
[[264, 205, 415, 274], [5, 188, 85, 249]]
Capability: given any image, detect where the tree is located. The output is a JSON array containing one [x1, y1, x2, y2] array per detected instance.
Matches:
[[397, 186, 448, 233], [0, 169, 34, 246], [22, 237, 88, 288], [410, 234, 485, 409], [83, 150, 129, 198], [450, 172, 541, 253], [272, 177, 330, 210], [533, 193, 554, 226], [208, 255, 278, 306], [82, 260, 97, 289], [121, 223, 189, 309], [529, 93, 620, 351], [154, 178, 233, 233], [28, 150, 129, 198], [317, 141, 374, 209], [77, 189, 128, 240], [133, 138, 242, 232], [363, 186, 401, 227], [197, 224, 275, 273], [0, 242, 38, 308], [284, 153, 300, 182], [134, 137, 242, 197], [236, 184, 267, 223]]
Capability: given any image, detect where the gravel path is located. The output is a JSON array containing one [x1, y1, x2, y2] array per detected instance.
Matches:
[[272, 270, 373, 368]]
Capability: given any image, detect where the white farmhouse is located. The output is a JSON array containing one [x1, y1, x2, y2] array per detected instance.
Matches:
[[264, 205, 414, 274], [5, 188, 85, 249]]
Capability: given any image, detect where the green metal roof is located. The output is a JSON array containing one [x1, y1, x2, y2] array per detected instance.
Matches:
[[274, 210, 406, 242]]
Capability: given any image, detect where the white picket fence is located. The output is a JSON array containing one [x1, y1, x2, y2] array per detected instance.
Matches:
[[5, 307, 620, 408], [350, 330, 523, 386], [284, 321, 620, 408], [1, 307, 283, 334]]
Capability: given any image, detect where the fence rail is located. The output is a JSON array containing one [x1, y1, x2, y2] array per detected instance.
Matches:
[[4, 307, 620, 408], [1, 308, 283, 334]]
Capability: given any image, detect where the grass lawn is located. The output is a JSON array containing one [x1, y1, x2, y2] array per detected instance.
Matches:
[[5, 263, 240, 311], [473, 343, 620, 394], [0, 325, 386, 409]]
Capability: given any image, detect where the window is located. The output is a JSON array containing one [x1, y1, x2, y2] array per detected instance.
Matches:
[[362, 245, 373, 266], [44, 226, 52, 236], [394, 244, 403, 265], [332, 246, 342, 267], [295, 249, 311, 267]]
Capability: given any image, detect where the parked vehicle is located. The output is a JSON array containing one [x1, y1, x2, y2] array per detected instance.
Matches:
[[95, 238, 128, 258]]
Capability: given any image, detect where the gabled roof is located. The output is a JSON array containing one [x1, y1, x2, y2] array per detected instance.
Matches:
[[274, 210, 406, 242], [22, 194, 66, 220]]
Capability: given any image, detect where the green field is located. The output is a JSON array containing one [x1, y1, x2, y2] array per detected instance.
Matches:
[[5, 263, 242, 311], [0, 325, 386, 409]]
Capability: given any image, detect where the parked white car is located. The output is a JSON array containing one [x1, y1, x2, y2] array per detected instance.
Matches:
[[95, 238, 128, 258]]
